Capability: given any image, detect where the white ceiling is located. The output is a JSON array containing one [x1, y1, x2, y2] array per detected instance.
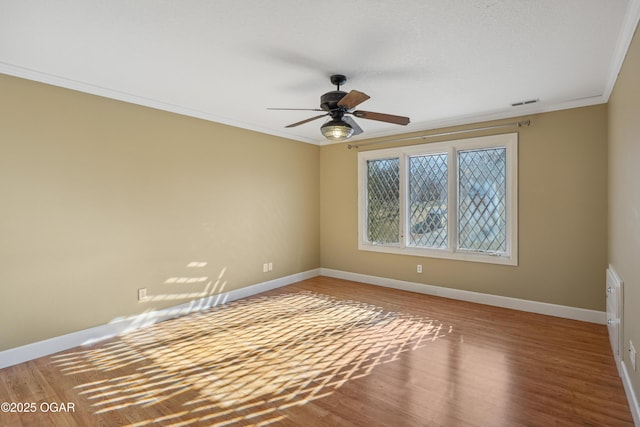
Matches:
[[1, 0, 639, 145]]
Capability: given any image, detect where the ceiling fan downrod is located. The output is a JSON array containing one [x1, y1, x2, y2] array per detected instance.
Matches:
[[329, 74, 347, 91]]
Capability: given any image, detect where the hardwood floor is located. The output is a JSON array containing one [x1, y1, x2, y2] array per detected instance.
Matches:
[[0, 276, 634, 426]]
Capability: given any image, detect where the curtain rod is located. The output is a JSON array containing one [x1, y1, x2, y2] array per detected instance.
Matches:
[[347, 119, 531, 149]]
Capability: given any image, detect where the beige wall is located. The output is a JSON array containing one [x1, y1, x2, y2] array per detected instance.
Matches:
[[0, 69, 617, 358], [321, 105, 608, 311], [609, 25, 640, 404], [0, 74, 320, 351]]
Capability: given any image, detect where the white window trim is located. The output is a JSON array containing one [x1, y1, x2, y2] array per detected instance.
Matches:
[[358, 132, 518, 266]]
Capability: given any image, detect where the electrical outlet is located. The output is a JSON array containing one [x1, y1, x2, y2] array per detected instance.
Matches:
[[630, 340, 637, 372], [138, 288, 148, 301], [268, 262, 273, 271], [263, 263, 269, 273], [417, 264, 422, 273]]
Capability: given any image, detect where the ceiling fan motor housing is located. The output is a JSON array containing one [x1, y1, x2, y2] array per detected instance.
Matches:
[[320, 91, 347, 113]]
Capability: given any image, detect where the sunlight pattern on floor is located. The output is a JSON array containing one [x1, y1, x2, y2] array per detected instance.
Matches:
[[51, 291, 451, 426]]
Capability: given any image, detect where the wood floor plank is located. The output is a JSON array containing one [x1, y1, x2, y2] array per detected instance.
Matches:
[[0, 276, 633, 426]]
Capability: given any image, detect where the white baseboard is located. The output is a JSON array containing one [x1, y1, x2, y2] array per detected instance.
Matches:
[[621, 360, 640, 426], [320, 268, 606, 324], [0, 267, 609, 370], [0, 268, 320, 370]]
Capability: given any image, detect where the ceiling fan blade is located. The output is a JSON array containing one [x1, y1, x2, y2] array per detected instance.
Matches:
[[285, 113, 328, 128], [343, 116, 363, 135], [338, 90, 370, 109], [267, 107, 324, 111], [352, 110, 410, 125]]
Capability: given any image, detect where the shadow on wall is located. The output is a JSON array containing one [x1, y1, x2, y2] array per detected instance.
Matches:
[[154, 262, 228, 302], [81, 263, 230, 347], [51, 291, 451, 426]]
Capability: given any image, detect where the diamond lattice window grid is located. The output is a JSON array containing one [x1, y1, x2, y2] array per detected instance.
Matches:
[[409, 154, 448, 248], [458, 148, 507, 253], [358, 133, 517, 265], [367, 158, 400, 244]]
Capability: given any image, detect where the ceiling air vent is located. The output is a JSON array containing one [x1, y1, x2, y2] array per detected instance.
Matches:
[[511, 99, 539, 107]]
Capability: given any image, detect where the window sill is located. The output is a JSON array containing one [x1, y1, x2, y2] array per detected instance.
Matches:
[[358, 242, 518, 266]]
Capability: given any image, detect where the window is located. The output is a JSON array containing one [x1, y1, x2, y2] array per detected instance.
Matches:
[[358, 133, 517, 265]]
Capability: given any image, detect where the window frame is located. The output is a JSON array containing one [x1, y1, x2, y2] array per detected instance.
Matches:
[[358, 132, 518, 266]]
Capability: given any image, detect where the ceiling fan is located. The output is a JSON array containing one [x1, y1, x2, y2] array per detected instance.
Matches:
[[268, 74, 410, 141]]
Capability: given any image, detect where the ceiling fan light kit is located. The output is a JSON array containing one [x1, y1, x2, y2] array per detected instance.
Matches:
[[321, 118, 354, 141], [269, 74, 410, 142]]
